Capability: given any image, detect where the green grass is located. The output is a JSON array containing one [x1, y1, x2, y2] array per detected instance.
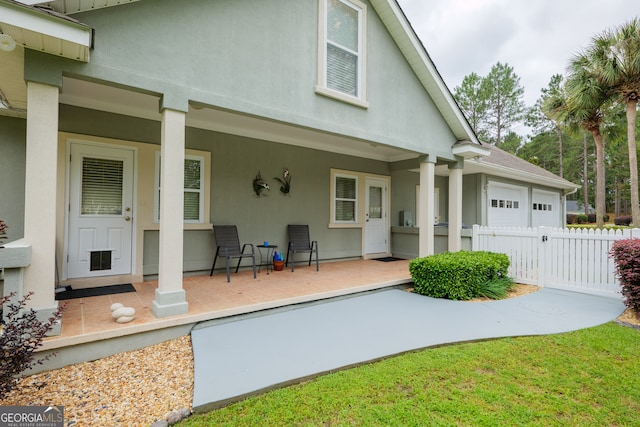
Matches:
[[180, 323, 640, 426], [566, 224, 631, 231]]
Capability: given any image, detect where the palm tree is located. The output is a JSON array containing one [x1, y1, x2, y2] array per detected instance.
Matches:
[[562, 54, 612, 228], [539, 74, 568, 178], [586, 18, 640, 225]]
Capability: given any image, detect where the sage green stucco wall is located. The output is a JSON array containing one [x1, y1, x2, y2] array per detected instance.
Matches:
[[462, 174, 481, 227], [29, 0, 457, 157], [0, 117, 26, 242], [59, 106, 389, 275]]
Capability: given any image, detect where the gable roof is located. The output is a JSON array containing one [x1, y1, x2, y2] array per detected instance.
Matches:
[[6, 0, 483, 160], [28, 0, 481, 149], [370, 0, 480, 147], [471, 144, 579, 192]]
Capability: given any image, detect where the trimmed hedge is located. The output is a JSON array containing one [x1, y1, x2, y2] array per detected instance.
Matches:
[[610, 239, 640, 313], [615, 216, 632, 226], [409, 251, 510, 301]]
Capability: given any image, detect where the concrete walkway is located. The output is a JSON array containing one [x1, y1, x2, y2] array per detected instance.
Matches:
[[191, 288, 625, 412]]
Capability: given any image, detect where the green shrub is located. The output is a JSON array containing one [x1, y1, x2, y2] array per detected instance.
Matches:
[[477, 277, 515, 299], [576, 214, 588, 224], [610, 239, 640, 313], [409, 251, 510, 301]]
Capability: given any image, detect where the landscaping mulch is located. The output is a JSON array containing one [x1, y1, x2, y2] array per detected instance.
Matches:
[[0, 336, 193, 426]]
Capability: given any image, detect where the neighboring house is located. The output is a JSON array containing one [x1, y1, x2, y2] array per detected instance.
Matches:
[[0, 0, 575, 325], [566, 200, 595, 215]]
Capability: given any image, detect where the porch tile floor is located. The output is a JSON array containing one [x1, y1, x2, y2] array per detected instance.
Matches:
[[44, 259, 412, 351]]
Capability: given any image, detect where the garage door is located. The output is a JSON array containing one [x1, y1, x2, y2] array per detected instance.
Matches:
[[532, 189, 560, 227], [487, 182, 528, 227]]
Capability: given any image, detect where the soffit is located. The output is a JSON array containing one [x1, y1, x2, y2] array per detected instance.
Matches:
[[19, 0, 140, 14]]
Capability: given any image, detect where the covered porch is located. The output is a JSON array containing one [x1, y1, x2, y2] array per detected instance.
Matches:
[[35, 258, 412, 371]]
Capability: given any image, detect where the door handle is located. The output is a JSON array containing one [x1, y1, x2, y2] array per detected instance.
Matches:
[[125, 216, 131, 222]]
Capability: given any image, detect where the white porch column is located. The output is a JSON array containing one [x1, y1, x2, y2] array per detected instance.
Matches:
[[448, 163, 463, 252], [152, 108, 189, 317], [22, 81, 60, 333], [418, 155, 436, 257]]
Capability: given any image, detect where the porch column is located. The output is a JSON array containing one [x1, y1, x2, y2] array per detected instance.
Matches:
[[418, 155, 436, 257], [22, 81, 60, 333], [152, 108, 189, 317], [448, 162, 464, 252]]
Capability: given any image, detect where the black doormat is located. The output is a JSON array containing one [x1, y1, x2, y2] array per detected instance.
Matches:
[[55, 283, 135, 300], [372, 257, 405, 262]]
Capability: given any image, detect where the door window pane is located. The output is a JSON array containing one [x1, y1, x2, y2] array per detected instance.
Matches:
[[369, 186, 382, 219], [81, 157, 123, 215]]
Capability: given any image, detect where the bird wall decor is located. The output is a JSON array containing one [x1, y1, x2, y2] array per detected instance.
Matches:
[[253, 171, 270, 197], [274, 168, 291, 195]]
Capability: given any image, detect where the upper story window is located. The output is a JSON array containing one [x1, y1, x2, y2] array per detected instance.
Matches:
[[317, 0, 368, 108]]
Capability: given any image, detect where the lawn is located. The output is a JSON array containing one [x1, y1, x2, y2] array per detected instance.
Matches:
[[180, 322, 640, 426]]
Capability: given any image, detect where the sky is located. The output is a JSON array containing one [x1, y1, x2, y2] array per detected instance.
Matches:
[[396, 0, 634, 108]]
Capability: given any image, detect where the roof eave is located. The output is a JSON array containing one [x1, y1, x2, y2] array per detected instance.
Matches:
[[0, 0, 92, 61], [468, 159, 580, 192], [369, 0, 480, 146]]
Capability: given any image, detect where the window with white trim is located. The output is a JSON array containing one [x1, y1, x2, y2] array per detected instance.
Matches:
[[154, 153, 205, 223], [334, 173, 358, 222], [317, 0, 367, 106]]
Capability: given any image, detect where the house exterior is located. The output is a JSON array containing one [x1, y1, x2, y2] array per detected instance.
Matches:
[[0, 0, 575, 328]]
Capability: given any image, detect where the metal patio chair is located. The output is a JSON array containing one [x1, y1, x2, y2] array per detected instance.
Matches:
[[210, 225, 256, 282], [285, 224, 319, 272]]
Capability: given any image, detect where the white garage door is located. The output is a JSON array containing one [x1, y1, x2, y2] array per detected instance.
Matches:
[[532, 189, 560, 227], [487, 182, 528, 227]]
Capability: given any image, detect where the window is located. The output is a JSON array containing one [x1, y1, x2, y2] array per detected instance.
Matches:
[[334, 174, 357, 222], [317, 0, 367, 106], [155, 153, 205, 223], [493, 199, 520, 209]]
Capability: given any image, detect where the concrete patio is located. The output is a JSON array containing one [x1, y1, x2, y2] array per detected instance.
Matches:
[[36, 259, 412, 370]]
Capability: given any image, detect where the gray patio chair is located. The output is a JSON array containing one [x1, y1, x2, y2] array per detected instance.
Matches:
[[210, 225, 256, 282], [285, 224, 319, 272]]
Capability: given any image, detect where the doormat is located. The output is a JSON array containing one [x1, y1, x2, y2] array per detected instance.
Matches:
[[55, 283, 136, 300], [372, 257, 405, 262]]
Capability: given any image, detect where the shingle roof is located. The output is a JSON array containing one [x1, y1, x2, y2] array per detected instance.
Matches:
[[478, 143, 578, 189]]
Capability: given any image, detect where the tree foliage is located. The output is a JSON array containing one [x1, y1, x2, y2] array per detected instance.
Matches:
[[451, 20, 640, 226], [453, 62, 525, 146]]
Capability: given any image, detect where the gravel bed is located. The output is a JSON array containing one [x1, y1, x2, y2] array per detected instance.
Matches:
[[0, 335, 193, 426]]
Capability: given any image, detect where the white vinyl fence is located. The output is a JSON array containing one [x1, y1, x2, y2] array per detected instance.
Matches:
[[472, 225, 640, 299]]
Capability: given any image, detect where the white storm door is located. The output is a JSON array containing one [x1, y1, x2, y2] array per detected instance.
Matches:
[[365, 178, 388, 254], [67, 143, 134, 278]]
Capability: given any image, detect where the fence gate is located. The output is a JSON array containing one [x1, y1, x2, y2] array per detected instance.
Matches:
[[472, 225, 640, 299]]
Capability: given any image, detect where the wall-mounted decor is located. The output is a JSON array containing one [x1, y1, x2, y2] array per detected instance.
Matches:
[[274, 168, 291, 195], [253, 171, 270, 197]]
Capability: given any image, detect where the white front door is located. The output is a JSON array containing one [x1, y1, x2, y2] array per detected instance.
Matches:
[[67, 142, 135, 278], [365, 178, 388, 254]]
